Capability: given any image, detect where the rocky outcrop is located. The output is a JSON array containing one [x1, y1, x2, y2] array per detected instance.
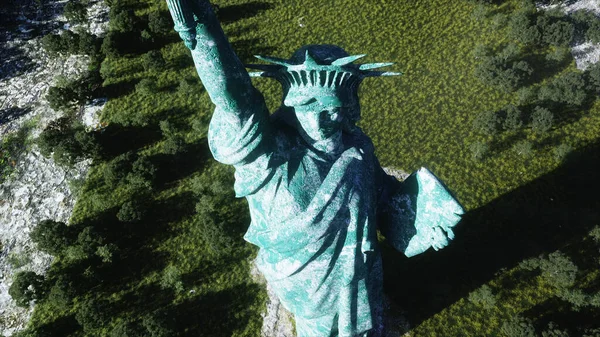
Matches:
[[0, 1, 108, 335], [539, 0, 600, 70]]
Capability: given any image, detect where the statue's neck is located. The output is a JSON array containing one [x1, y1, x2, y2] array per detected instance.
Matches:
[[304, 131, 344, 162]]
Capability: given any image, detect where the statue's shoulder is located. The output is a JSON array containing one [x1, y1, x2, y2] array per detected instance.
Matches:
[[346, 128, 376, 155]]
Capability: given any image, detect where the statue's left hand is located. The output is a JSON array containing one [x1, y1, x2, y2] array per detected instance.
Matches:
[[403, 168, 463, 257]]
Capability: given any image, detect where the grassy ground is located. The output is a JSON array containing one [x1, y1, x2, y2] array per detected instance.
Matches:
[[23, 0, 600, 336]]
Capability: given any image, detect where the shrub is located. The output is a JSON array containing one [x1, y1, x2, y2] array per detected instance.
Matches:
[[474, 56, 533, 92], [64, 0, 87, 25], [541, 18, 574, 47], [77, 226, 104, 256], [501, 315, 536, 337], [468, 284, 497, 309], [78, 31, 99, 56], [40, 34, 64, 55], [473, 110, 499, 135], [148, 11, 172, 35], [30, 219, 72, 256], [142, 50, 166, 71], [76, 298, 111, 332], [95, 243, 119, 263], [545, 47, 570, 65], [538, 72, 587, 106], [469, 141, 488, 161], [540, 251, 577, 289], [103, 151, 134, 187], [101, 31, 121, 57], [471, 4, 489, 21], [117, 200, 146, 222], [513, 140, 533, 157], [136, 78, 158, 95], [110, 9, 135, 33], [38, 117, 101, 166], [9, 271, 46, 307], [160, 120, 186, 154], [553, 143, 572, 162], [586, 17, 600, 44], [541, 322, 570, 337], [585, 62, 600, 94], [509, 11, 541, 46], [159, 265, 184, 292], [531, 106, 553, 133], [502, 104, 523, 131], [47, 275, 76, 309], [516, 86, 538, 105]]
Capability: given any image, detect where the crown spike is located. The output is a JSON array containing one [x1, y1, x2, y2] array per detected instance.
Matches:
[[331, 54, 367, 66], [304, 50, 318, 66], [358, 62, 394, 71], [362, 71, 403, 77], [245, 64, 283, 71], [254, 55, 292, 67]]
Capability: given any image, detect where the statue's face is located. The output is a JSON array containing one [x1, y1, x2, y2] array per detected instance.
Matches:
[[294, 98, 347, 142]]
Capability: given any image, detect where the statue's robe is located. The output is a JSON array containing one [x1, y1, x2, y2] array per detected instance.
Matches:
[[207, 104, 463, 337]]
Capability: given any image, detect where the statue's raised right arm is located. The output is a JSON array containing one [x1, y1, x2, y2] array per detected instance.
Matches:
[[166, 0, 270, 166]]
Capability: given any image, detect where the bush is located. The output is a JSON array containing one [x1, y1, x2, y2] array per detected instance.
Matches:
[[531, 106, 553, 133], [586, 62, 600, 94], [9, 271, 46, 307], [509, 11, 541, 46], [101, 32, 121, 57], [76, 298, 111, 332], [159, 265, 184, 292], [586, 17, 600, 44], [540, 251, 578, 289], [474, 55, 533, 92], [468, 284, 497, 309], [469, 141, 488, 161], [516, 87, 538, 105], [110, 9, 135, 33], [513, 140, 533, 157], [78, 31, 99, 56], [148, 11, 172, 35], [125, 156, 157, 190], [502, 104, 523, 131], [40, 34, 64, 55], [553, 143, 572, 162], [540, 18, 574, 47], [501, 315, 536, 337], [103, 151, 134, 187], [95, 243, 119, 263], [142, 50, 166, 71], [541, 322, 570, 337], [38, 116, 101, 166], [160, 120, 186, 154], [473, 110, 499, 135], [136, 78, 158, 95], [64, 0, 87, 25], [30, 219, 72, 256], [117, 200, 146, 222], [538, 72, 588, 106], [47, 275, 76, 309], [77, 226, 104, 256], [545, 47, 570, 65]]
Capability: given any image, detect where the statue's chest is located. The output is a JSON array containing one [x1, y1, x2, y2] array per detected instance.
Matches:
[[284, 154, 332, 210]]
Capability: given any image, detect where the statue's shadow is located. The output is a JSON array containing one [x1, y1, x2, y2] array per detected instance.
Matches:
[[382, 140, 600, 329]]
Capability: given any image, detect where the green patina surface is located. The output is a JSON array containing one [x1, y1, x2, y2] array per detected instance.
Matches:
[[166, 0, 463, 336]]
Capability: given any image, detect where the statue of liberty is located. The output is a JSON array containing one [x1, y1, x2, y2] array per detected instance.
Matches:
[[166, 1, 464, 336]]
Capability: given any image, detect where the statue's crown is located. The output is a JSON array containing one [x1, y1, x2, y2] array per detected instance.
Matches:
[[246, 45, 402, 107]]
